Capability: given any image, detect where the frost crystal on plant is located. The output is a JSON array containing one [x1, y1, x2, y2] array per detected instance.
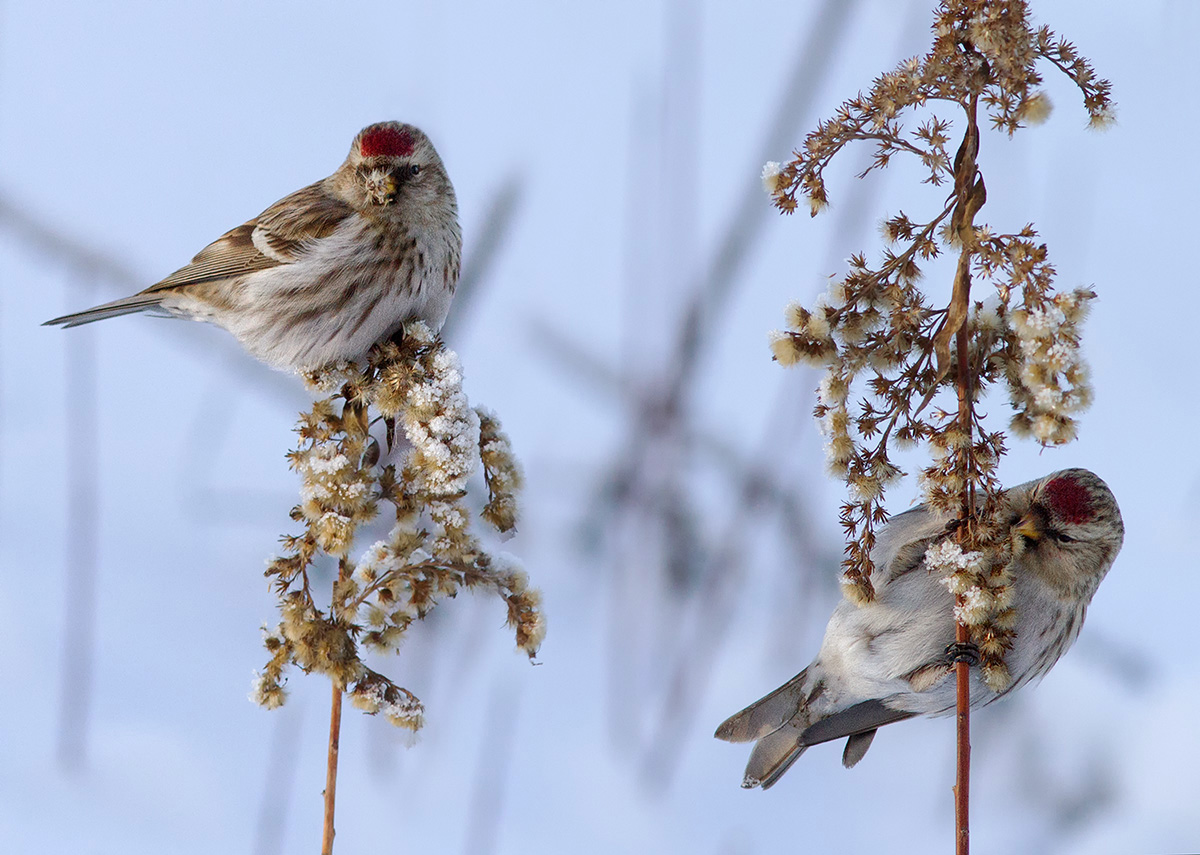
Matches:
[[761, 161, 786, 195]]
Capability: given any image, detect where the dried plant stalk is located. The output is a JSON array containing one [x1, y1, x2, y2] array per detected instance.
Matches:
[[764, 2, 1111, 851], [249, 322, 544, 853]]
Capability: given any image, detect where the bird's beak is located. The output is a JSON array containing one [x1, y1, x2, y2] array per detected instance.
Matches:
[[1014, 511, 1042, 542], [363, 169, 398, 205], [373, 176, 398, 205]]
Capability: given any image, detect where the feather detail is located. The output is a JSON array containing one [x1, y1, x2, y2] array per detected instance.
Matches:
[[45, 181, 358, 329], [799, 699, 915, 746], [253, 181, 355, 255], [842, 730, 877, 768], [731, 698, 911, 788], [715, 668, 813, 743], [150, 182, 354, 291], [44, 294, 168, 327], [742, 721, 808, 789], [150, 222, 281, 290]]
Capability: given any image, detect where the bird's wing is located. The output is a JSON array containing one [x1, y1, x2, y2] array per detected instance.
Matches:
[[252, 180, 356, 258], [143, 181, 354, 293], [872, 504, 957, 587], [43, 182, 357, 328]]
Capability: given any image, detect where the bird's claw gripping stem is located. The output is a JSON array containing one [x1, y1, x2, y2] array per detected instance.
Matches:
[[946, 641, 980, 667]]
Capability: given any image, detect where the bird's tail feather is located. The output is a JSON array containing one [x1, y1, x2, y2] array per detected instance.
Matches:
[[714, 667, 811, 744], [841, 729, 877, 768], [44, 294, 165, 328], [718, 670, 918, 787], [743, 721, 808, 789]]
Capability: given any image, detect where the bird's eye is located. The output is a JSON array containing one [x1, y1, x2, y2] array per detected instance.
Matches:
[[1051, 531, 1075, 544], [409, 163, 421, 177]]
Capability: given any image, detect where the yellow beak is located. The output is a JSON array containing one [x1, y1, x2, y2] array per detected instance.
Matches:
[[366, 171, 398, 206], [1013, 511, 1042, 542]]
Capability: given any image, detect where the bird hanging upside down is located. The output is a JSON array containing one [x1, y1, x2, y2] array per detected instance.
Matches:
[[715, 468, 1123, 789]]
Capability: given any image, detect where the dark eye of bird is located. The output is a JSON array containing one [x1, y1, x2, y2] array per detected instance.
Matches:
[[409, 163, 421, 177], [1051, 531, 1075, 544]]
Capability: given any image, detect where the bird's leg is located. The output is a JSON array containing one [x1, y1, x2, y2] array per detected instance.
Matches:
[[945, 641, 980, 667]]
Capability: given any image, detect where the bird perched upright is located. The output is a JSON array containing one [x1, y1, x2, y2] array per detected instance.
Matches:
[[716, 468, 1123, 789], [45, 122, 461, 372]]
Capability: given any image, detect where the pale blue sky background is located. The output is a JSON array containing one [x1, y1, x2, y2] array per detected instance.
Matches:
[[2, 1, 1197, 853]]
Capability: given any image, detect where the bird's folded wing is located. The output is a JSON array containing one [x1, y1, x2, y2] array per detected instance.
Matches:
[[872, 506, 957, 588], [253, 181, 355, 257], [146, 222, 281, 290], [147, 181, 353, 292]]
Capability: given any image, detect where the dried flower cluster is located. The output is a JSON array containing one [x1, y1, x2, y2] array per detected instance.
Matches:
[[767, 0, 1112, 219], [1001, 285, 1093, 445], [926, 539, 1016, 690], [766, 0, 1112, 651], [251, 322, 544, 730]]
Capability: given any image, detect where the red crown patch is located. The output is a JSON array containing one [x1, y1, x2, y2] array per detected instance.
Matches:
[[1044, 475, 1094, 525], [359, 126, 415, 158]]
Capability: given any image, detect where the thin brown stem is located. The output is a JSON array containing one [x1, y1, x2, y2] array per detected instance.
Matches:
[[321, 558, 351, 855], [348, 559, 471, 611], [954, 319, 973, 855], [950, 79, 984, 855], [954, 615, 971, 855], [321, 681, 344, 855]]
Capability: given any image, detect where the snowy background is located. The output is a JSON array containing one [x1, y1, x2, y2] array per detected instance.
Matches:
[[2, 1, 1197, 853]]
